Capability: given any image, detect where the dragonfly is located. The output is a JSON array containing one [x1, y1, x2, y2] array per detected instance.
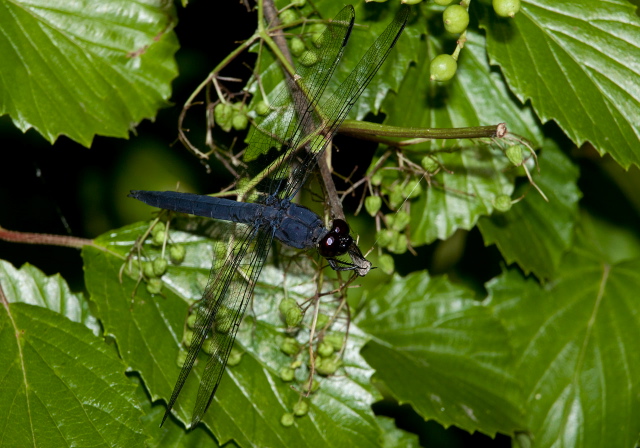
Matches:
[[130, 4, 409, 428]]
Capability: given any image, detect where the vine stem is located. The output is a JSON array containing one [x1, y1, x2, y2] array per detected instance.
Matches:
[[0, 226, 92, 249]]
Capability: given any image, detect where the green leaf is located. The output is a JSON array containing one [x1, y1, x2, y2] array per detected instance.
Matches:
[[486, 226, 640, 448], [483, 0, 640, 168], [0, 260, 100, 334], [84, 221, 387, 447], [0, 262, 146, 448], [478, 140, 581, 279], [0, 0, 179, 146], [376, 416, 420, 448], [379, 25, 544, 244], [355, 272, 525, 437]]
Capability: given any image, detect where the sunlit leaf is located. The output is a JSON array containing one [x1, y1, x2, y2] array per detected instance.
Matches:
[[0, 0, 179, 146], [483, 0, 640, 168]]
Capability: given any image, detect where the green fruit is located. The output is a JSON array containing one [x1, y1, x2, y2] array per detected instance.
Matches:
[[293, 401, 309, 416], [176, 349, 187, 368], [280, 367, 295, 382], [279, 9, 297, 25], [152, 257, 168, 276], [494, 195, 512, 212], [186, 313, 197, 329], [151, 221, 166, 237], [169, 244, 186, 264], [227, 347, 243, 366], [493, 0, 521, 17], [281, 337, 300, 355], [434, 0, 454, 5], [402, 179, 422, 199], [182, 330, 194, 348], [506, 144, 525, 166], [443, 5, 469, 34], [232, 112, 248, 131], [302, 378, 320, 393], [388, 232, 408, 255], [378, 254, 395, 275], [214, 102, 233, 131], [146, 278, 163, 294], [316, 355, 341, 375], [421, 156, 439, 172], [402, 0, 422, 4], [255, 100, 270, 116], [365, 195, 382, 216], [151, 229, 165, 246], [280, 413, 295, 427], [299, 50, 318, 67], [290, 37, 305, 57], [142, 261, 155, 279], [376, 229, 394, 247], [279, 298, 298, 314], [392, 211, 410, 231], [317, 341, 334, 358], [285, 307, 303, 328], [430, 54, 457, 81]]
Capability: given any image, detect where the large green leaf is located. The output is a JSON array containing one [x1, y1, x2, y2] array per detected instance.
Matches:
[[0, 0, 179, 146], [483, 0, 640, 168], [486, 225, 640, 448], [478, 140, 581, 279], [0, 262, 146, 448], [355, 272, 525, 437], [84, 221, 389, 447]]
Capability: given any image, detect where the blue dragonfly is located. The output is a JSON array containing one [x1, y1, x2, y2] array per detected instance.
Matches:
[[130, 4, 409, 427]]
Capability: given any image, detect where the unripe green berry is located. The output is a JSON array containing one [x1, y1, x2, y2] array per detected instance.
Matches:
[[388, 232, 408, 255], [280, 367, 295, 382], [281, 337, 300, 356], [153, 257, 168, 276], [365, 195, 382, 216], [280, 413, 295, 427], [227, 348, 243, 366], [430, 54, 457, 81], [506, 144, 525, 166], [255, 100, 270, 116], [279, 298, 298, 314], [443, 5, 469, 34], [434, 0, 453, 5], [214, 103, 233, 132], [494, 195, 512, 212], [493, 0, 521, 18], [142, 261, 155, 279], [402, 179, 422, 199], [324, 333, 344, 351], [316, 355, 341, 375], [421, 156, 439, 172], [290, 37, 306, 57], [285, 307, 303, 328], [392, 211, 410, 232], [376, 229, 394, 247], [146, 278, 163, 294], [186, 313, 197, 329], [182, 330, 194, 348], [317, 341, 334, 358], [232, 112, 248, 131], [151, 229, 165, 246], [279, 9, 297, 25], [401, 0, 423, 4], [169, 244, 186, 264], [299, 50, 318, 67], [151, 221, 166, 237], [293, 401, 309, 416], [176, 349, 187, 368]]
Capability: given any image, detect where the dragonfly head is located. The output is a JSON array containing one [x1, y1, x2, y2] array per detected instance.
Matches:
[[318, 219, 352, 258]]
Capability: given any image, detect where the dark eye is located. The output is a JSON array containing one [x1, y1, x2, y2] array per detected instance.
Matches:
[[318, 219, 352, 258]]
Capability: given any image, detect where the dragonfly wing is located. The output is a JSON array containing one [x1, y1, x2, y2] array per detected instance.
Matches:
[[243, 6, 355, 192], [161, 222, 275, 428], [281, 5, 410, 199]]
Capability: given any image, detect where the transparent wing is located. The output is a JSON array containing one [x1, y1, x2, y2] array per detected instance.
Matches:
[[245, 6, 409, 200], [161, 223, 275, 428]]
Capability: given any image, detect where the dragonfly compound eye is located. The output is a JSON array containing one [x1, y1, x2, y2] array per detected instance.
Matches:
[[318, 219, 352, 257]]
